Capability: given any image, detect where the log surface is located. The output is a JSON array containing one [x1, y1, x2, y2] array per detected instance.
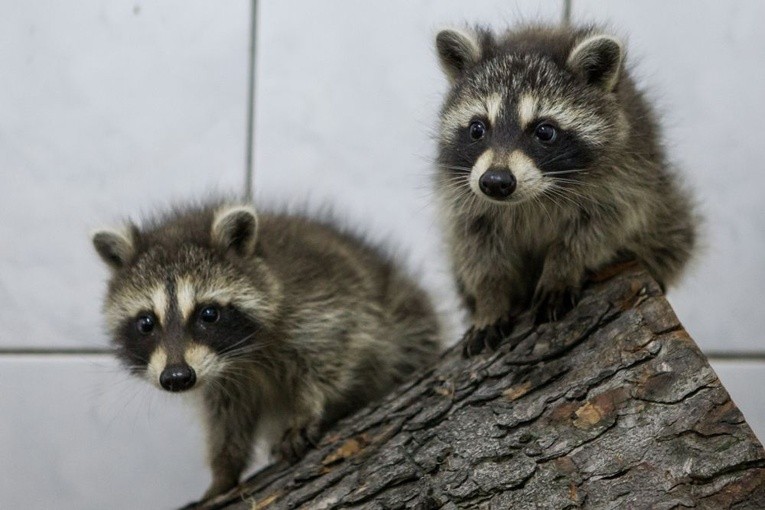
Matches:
[[204, 266, 765, 509]]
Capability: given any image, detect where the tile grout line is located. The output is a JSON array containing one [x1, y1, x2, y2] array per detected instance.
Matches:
[[562, 0, 572, 25], [706, 352, 765, 362], [244, 0, 258, 200], [0, 348, 113, 356]]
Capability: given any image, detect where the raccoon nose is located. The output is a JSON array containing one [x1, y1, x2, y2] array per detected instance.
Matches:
[[159, 364, 197, 392], [479, 169, 517, 198]]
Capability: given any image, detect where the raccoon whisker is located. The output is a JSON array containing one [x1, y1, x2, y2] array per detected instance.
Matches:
[[216, 347, 273, 368], [220, 344, 278, 362], [224, 345, 284, 368], [439, 173, 471, 182], [218, 366, 263, 387], [221, 360, 276, 379], [438, 164, 473, 174], [549, 185, 589, 207], [439, 182, 473, 205], [218, 333, 259, 356], [543, 168, 589, 176], [218, 345, 256, 359], [551, 187, 599, 204], [538, 151, 579, 165], [531, 191, 555, 224], [443, 187, 476, 209], [437, 181, 470, 195], [217, 332, 283, 359], [548, 180, 598, 197], [222, 335, 254, 351], [549, 176, 589, 183], [205, 376, 240, 405], [543, 186, 583, 210], [436, 175, 471, 188], [550, 181, 597, 201], [453, 190, 483, 218], [217, 365, 274, 393], [107, 381, 153, 431]]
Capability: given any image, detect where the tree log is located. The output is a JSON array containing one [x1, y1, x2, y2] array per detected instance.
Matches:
[[198, 265, 765, 509]]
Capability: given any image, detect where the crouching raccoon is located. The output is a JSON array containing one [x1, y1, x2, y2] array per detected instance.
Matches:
[[433, 24, 698, 356], [92, 200, 441, 503]]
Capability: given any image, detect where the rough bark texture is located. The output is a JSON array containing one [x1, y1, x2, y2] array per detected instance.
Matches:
[[199, 265, 765, 509]]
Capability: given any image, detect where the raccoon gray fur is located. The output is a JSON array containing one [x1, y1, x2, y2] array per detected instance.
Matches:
[[92, 201, 441, 502], [434, 24, 697, 356]]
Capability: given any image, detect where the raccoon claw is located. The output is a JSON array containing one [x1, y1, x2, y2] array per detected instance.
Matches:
[[278, 422, 322, 463], [533, 285, 580, 324], [461, 326, 485, 357], [461, 318, 515, 357]]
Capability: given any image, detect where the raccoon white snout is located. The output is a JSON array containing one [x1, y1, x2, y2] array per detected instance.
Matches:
[[159, 363, 196, 392], [478, 169, 516, 199]]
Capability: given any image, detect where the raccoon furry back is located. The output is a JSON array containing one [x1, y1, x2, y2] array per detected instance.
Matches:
[[434, 24, 697, 355], [92, 200, 441, 501]]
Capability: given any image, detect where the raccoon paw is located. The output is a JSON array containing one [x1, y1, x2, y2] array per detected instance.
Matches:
[[461, 318, 515, 357], [532, 283, 580, 324], [278, 421, 323, 463]]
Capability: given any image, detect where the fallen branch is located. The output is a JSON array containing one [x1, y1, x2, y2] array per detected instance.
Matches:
[[198, 265, 765, 509]]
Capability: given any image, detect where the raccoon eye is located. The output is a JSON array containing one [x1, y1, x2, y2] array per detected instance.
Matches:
[[136, 314, 155, 335], [468, 120, 487, 141], [534, 123, 558, 143], [199, 306, 220, 324]]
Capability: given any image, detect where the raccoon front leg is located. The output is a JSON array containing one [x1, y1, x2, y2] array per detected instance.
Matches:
[[200, 397, 258, 501], [532, 258, 583, 324], [532, 226, 617, 324], [462, 319, 516, 357], [278, 418, 324, 462], [459, 273, 517, 357], [275, 388, 327, 462]]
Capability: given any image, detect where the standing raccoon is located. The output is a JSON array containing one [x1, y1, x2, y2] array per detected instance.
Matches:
[[92, 201, 440, 503], [434, 24, 697, 356]]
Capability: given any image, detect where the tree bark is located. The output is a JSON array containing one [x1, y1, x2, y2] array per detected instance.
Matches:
[[200, 264, 765, 509]]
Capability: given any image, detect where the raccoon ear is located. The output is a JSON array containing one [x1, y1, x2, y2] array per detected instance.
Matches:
[[567, 34, 623, 92], [436, 28, 481, 82], [92, 227, 136, 270], [212, 205, 259, 257]]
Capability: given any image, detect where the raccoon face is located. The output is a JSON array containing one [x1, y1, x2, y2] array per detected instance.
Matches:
[[436, 28, 627, 206], [93, 205, 277, 392]]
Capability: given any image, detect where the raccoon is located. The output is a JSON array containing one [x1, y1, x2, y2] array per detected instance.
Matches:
[[434, 24, 697, 356], [91, 201, 441, 502]]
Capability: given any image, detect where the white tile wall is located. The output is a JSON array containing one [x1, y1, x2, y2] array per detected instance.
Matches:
[[1, 1, 763, 508]]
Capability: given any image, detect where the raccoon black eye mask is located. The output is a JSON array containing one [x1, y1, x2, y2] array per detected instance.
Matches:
[[434, 24, 697, 356]]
